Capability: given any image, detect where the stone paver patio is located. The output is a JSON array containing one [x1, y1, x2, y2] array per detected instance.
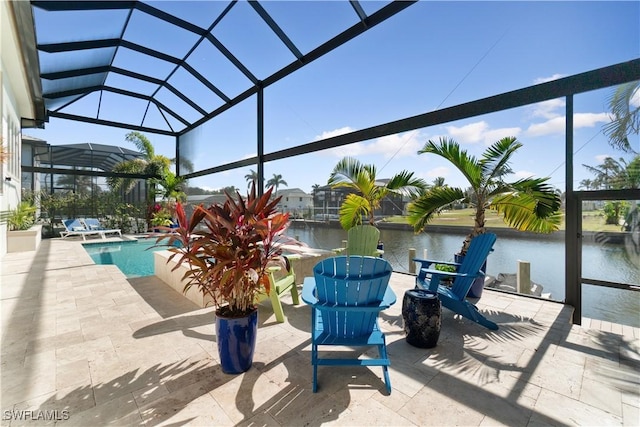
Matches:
[[1, 237, 638, 426]]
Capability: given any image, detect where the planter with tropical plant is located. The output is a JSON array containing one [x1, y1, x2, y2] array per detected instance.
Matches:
[[158, 184, 303, 374], [1, 201, 42, 252], [408, 137, 562, 297]]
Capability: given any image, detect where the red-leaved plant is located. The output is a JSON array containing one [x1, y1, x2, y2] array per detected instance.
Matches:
[[158, 183, 305, 317]]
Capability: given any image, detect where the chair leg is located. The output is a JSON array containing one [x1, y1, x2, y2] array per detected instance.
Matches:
[[312, 344, 318, 393], [378, 342, 392, 394], [269, 289, 285, 323], [290, 280, 299, 305]]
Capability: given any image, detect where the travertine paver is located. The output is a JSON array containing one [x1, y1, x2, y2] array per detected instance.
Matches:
[[1, 238, 638, 426]]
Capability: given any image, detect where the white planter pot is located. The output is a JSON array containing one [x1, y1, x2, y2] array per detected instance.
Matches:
[[7, 224, 42, 253]]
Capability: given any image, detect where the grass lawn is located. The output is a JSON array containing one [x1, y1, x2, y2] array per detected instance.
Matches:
[[383, 209, 624, 232]]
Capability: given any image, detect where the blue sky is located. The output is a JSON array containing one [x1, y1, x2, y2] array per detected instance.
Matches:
[[28, 1, 640, 194]]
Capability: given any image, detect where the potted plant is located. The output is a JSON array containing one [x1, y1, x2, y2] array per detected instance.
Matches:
[[1, 201, 41, 252], [434, 263, 457, 286], [408, 137, 562, 297], [158, 183, 303, 374]]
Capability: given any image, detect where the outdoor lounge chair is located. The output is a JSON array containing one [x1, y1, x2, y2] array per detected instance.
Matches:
[[60, 219, 105, 240], [346, 224, 382, 257], [302, 255, 396, 393], [256, 258, 298, 323], [414, 232, 498, 330], [82, 218, 122, 238]]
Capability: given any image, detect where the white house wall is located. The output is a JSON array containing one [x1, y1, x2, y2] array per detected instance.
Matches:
[[1, 1, 33, 257]]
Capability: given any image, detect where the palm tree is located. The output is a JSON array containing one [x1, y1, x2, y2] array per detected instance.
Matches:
[[107, 131, 172, 199], [602, 81, 639, 153], [408, 137, 562, 255], [328, 157, 427, 230], [56, 171, 95, 195], [157, 170, 186, 202], [244, 169, 258, 189], [266, 173, 288, 193], [432, 177, 446, 187], [579, 178, 594, 190], [583, 156, 639, 190]]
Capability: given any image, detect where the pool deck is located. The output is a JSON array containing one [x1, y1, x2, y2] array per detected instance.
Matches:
[[1, 237, 639, 426]]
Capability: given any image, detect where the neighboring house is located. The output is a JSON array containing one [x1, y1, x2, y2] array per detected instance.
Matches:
[[275, 188, 313, 218], [313, 179, 405, 221]]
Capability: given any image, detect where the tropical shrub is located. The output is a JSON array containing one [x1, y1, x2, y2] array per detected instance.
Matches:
[[158, 184, 305, 317]]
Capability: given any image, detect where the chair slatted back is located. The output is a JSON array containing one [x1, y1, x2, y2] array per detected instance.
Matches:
[[451, 233, 497, 297], [347, 225, 380, 257], [313, 256, 392, 338], [63, 219, 85, 231]]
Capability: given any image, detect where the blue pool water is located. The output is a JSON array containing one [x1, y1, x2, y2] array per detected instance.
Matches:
[[83, 238, 172, 278]]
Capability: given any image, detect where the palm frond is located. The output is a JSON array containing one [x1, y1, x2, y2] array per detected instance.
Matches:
[[418, 138, 483, 187], [125, 131, 155, 159], [407, 186, 465, 232], [480, 136, 522, 182], [338, 194, 370, 230], [385, 170, 428, 198], [491, 194, 563, 232], [490, 177, 562, 232], [602, 81, 640, 153]]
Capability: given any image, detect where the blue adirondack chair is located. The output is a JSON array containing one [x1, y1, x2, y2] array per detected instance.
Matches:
[[301, 256, 396, 393], [414, 233, 498, 330]]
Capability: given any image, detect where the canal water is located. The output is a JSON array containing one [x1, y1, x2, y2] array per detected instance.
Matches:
[[288, 223, 640, 327]]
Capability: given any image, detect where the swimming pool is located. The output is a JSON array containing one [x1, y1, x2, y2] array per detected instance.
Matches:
[[83, 237, 174, 278]]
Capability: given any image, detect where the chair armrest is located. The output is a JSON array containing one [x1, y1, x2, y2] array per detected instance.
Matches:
[[382, 286, 396, 306], [414, 258, 461, 268], [420, 267, 481, 279], [301, 277, 318, 305]]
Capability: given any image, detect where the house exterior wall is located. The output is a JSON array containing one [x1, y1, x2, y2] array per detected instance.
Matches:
[[1, 1, 37, 256], [275, 189, 313, 218]]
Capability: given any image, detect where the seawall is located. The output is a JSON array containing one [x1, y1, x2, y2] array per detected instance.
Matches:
[[290, 219, 628, 244]]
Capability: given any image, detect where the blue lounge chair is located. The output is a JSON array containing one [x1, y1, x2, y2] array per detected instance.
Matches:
[[60, 219, 104, 240], [414, 233, 498, 330], [83, 218, 122, 238], [302, 256, 396, 394]]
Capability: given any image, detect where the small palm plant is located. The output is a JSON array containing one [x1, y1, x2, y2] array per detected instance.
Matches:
[[408, 137, 562, 255], [328, 157, 427, 230], [0, 201, 37, 231]]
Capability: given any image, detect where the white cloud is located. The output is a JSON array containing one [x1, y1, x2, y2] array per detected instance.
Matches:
[[481, 127, 522, 145], [526, 117, 565, 137], [525, 112, 609, 137], [574, 112, 609, 128], [513, 170, 536, 180], [534, 74, 566, 84], [424, 166, 451, 179], [321, 129, 424, 159], [530, 99, 565, 119], [445, 121, 488, 143], [314, 126, 355, 141], [444, 121, 521, 145], [594, 154, 610, 163]]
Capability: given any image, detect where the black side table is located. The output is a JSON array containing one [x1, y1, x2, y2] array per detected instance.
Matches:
[[402, 289, 441, 348]]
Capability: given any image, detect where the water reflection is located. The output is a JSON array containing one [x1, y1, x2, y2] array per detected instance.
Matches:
[[288, 223, 639, 327]]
